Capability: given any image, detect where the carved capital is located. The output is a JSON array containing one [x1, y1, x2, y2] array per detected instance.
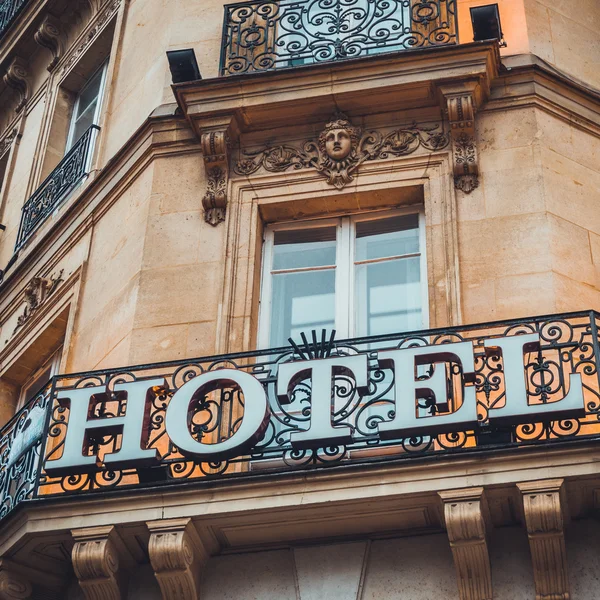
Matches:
[[147, 518, 208, 600], [200, 129, 232, 226], [0, 565, 31, 600], [439, 487, 492, 600], [71, 526, 127, 600], [517, 479, 570, 600], [34, 15, 65, 72], [3, 57, 31, 113]]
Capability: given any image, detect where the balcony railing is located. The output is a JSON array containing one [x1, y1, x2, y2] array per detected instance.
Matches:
[[1, 310, 600, 521], [14, 125, 99, 252], [220, 0, 458, 75], [0, 0, 28, 40]]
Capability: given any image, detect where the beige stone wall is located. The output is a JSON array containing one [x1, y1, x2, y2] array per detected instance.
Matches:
[[523, 0, 600, 89]]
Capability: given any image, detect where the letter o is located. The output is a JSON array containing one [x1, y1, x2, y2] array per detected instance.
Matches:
[[165, 369, 269, 460]]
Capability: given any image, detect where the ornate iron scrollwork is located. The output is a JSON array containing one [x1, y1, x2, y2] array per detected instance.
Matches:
[[220, 0, 458, 75]]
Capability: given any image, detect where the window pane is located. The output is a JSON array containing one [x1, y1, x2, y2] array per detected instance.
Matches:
[[273, 227, 336, 270], [270, 269, 336, 347], [23, 365, 53, 404], [355, 256, 422, 337], [70, 101, 98, 146], [355, 214, 419, 261], [75, 68, 104, 120]]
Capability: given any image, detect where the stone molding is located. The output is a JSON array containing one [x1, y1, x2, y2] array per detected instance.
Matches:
[[60, 0, 121, 78], [439, 488, 492, 600], [2, 57, 30, 113], [199, 115, 239, 226], [34, 15, 65, 72], [71, 526, 128, 600], [517, 479, 570, 600], [147, 518, 209, 600]]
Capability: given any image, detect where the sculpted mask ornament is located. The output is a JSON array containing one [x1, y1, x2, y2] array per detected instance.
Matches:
[[235, 113, 450, 190]]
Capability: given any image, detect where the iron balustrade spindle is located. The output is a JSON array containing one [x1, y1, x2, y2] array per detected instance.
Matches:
[[0, 0, 28, 39], [220, 0, 458, 75], [14, 125, 99, 252]]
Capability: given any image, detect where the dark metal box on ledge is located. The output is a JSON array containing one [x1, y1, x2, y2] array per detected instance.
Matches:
[[1, 310, 600, 521], [220, 0, 458, 75]]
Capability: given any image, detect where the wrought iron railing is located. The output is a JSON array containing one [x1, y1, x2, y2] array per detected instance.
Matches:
[[0, 0, 29, 40], [0, 311, 599, 519], [14, 125, 99, 252], [220, 0, 458, 75]]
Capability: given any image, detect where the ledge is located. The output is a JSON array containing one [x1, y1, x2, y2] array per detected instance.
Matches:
[[173, 41, 501, 135]]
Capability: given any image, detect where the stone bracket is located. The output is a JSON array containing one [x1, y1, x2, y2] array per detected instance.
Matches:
[[0, 560, 32, 600], [199, 115, 239, 226], [71, 525, 133, 600], [147, 517, 209, 600], [3, 57, 31, 113], [34, 15, 65, 72], [439, 487, 492, 600], [439, 81, 484, 194], [517, 479, 570, 600]]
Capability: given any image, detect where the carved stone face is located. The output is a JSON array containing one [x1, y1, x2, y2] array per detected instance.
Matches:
[[325, 128, 352, 161]]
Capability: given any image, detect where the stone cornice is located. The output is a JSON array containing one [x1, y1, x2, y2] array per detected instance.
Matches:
[[173, 42, 501, 136]]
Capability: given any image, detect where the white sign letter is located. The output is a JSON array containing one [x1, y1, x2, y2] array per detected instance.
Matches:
[[44, 378, 164, 476], [377, 342, 477, 437], [277, 354, 369, 448], [484, 333, 585, 422], [166, 369, 269, 460]]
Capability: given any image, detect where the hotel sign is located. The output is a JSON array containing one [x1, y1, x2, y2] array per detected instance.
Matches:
[[43, 332, 586, 477]]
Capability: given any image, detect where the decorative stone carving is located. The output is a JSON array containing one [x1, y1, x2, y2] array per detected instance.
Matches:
[[439, 487, 492, 600], [3, 57, 31, 113], [61, 0, 121, 76], [71, 526, 126, 600], [34, 16, 65, 72], [13, 270, 64, 336], [201, 130, 230, 226], [235, 113, 449, 190], [0, 129, 18, 160], [517, 479, 570, 600], [147, 518, 208, 600], [444, 93, 479, 194], [0, 567, 32, 600]]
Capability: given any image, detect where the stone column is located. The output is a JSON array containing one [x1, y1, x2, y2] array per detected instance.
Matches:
[[517, 479, 570, 600], [147, 518, 209, 600], [439, 487, 492, 600]]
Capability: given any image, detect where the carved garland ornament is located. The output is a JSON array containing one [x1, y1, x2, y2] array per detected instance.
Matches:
[[12, 270, 64, 336], [0, 129, 18, 160], [235, 114, 449, 190]]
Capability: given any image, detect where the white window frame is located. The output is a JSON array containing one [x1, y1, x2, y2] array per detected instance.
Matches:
[[258, 207, 428, 348], [17, 348, 62, 410], [65, 60, 109, 153]]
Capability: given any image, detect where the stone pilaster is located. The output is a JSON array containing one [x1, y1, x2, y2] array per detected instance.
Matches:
[[517, 479, 570, 600], [439, 487, 492, 600], [147, 518, 208, 600]]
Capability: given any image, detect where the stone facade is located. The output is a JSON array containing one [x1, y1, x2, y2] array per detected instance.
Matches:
[[0, 0, 598, 598]]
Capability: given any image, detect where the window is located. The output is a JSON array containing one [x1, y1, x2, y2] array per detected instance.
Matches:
[[259, 209, 427, 348], [17, 348, 61, 410], [65, 61, 108, 152]]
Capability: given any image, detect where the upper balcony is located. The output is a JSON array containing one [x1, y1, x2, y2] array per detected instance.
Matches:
[[0, 0, 28, 41], [220, 0, 459, 76]]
